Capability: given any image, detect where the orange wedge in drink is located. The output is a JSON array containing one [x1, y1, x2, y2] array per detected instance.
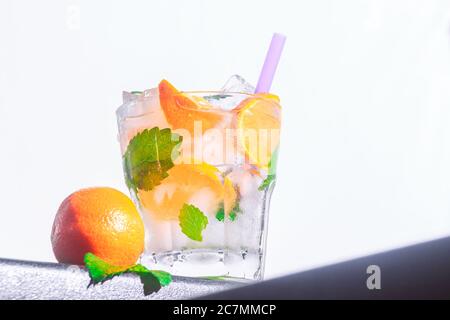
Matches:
[[138, 163, 236, 220], [158, 80, 228, 135]]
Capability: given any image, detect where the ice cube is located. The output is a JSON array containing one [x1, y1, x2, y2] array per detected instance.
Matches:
[[144, 212, 173, 252], [117, 87, 170, 152], [122, 91, 141, 103], [118, 88, 159, 117], [202, 75, 255, 110], [221, 74, 255, 93]]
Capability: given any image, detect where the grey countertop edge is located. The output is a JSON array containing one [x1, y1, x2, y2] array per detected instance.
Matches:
[[0, 258, 244, 300]]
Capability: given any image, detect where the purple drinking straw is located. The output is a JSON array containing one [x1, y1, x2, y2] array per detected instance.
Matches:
[[255, 33, 286, 93]]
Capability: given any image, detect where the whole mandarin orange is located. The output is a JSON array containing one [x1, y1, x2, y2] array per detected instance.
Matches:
[[51, 187, 144, 266]]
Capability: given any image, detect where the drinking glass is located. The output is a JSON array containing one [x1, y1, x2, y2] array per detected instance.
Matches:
[[116, 88, 281, 280]]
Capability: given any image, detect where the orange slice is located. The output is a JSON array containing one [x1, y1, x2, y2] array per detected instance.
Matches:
[[235, 95, 281, 169], [158, 80, 228, 135], [138, 163, 236, 220]]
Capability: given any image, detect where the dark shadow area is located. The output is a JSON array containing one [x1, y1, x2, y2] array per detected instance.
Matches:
[[203, 236, 450, 299]]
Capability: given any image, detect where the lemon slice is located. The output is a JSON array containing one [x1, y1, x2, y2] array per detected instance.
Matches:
[[235, 95, 281, 169]]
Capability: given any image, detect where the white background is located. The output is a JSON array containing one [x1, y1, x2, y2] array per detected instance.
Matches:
[[1, 0, 450, 278]]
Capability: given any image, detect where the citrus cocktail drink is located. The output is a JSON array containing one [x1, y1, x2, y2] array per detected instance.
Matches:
[[116, 78, 281, 280]]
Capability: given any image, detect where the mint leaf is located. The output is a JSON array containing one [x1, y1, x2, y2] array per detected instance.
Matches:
[[215, 206, 225, 222], [123, 127, 182, 191], [258, 174, 276, 191], [179, 204, 208, 241], [268, 147, 279, 176], [204, 94, 232, 101], [215, 202, 240, 222], [229, 202, 241, 221], [139, 273, 162, 296], [84, 253, 172, 296], [84, 253, 128, 283], [147, 270, 173, 287], [259, 148, 279, 191], [128, 264, 172, 295], [128, 264, 172, 287], [204, 275, 229, 280]]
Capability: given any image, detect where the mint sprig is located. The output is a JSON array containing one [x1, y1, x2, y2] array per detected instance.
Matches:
[[259, 147, 279, 191], [123, 127, 182, 192], [84, 253, 172, 296], [179, 204, 208, 241]]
